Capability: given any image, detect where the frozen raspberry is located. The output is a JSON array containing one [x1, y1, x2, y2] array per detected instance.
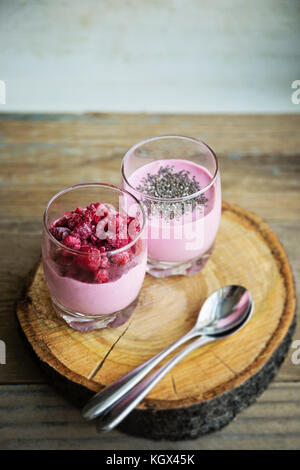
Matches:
[[112, 251, 130, 265], [83, 208, 94, 224], [109, 234, 130, 249], [75, 207, 85, 215], [76, 246, 101, 271], [99, 256, 110, 268], [85, 204, 106, 225], [63, 265, 78, 279], [53, 216, 69, 228], [90, 234, 99, 245], [50, 226, 71, 241], [95, 205, 109, 221], [67, 213, 83, 230], [65, 265, 93, 283], [93, 213, 101, 224], [94, 269, 109, 284], [62, 235, 81, 250], [56, 251, 74, 267], [72, 222, 93, 240]]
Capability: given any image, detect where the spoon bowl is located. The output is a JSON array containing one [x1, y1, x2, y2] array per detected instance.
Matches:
[[197, 285, 253, 337]]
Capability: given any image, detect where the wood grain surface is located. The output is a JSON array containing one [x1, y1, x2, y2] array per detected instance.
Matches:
[[0, 113, 299, 449], [1, 383, 299, 450]]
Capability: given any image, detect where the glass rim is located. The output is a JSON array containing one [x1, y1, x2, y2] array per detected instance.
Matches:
[[43, 182, 147, 256], [121, 135, 219, 203]]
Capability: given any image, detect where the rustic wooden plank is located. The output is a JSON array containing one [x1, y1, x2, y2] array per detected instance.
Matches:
[[0, 113, 299, 387], [0, 383, 299, 450], [0, 114, 300, 155]]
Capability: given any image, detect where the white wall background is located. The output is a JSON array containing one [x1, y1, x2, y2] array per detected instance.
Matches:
[[1, 0, 300, 113]]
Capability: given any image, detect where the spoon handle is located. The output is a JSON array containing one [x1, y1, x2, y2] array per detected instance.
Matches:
[[82, 328, 199, 420], [96, 335, 215, 432]]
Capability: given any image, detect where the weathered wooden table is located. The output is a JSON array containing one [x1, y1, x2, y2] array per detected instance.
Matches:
[[0, 113, 299, 450]]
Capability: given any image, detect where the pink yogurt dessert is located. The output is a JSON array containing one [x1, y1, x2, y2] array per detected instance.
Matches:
[[42, 199, 147, 331], [126, 159, 221, 269]]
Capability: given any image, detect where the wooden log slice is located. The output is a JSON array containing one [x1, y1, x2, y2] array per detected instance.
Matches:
[[16, 202, 296, 440]]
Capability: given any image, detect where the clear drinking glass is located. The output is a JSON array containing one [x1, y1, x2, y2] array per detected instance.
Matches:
[[42, 183, 147, 331], [122, 135, 221, 278]]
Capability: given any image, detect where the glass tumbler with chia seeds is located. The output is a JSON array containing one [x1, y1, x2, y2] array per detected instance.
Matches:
[[122, 135, 221, 278]]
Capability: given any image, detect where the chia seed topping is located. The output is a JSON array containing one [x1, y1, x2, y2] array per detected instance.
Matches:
[[136, 165, 208, 220]]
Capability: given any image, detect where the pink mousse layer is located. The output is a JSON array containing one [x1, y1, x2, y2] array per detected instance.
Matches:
[[43, 250, 147, 316], [127, 159, 221, 263]]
